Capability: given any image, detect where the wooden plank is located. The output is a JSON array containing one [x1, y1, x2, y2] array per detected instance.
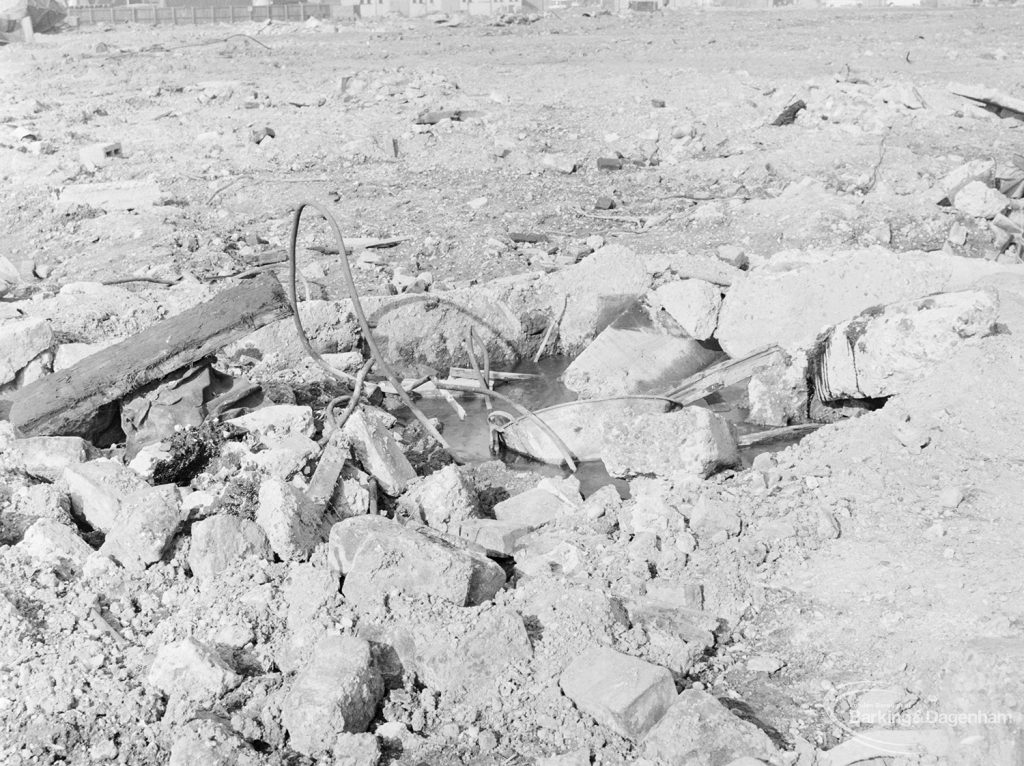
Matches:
[[663, 345, 783, 404], [737, 423, 820, 449], [447, 367, 539, 382], [6, 273, 291, 438]]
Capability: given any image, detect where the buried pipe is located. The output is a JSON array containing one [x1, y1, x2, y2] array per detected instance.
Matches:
[[288, 202, 456, 459]]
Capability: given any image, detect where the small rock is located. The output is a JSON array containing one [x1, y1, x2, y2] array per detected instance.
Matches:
[[952, 181, 1009, 219], [601, 407, 739, 480], [147, 638, 242, 708], [397, 464, 481, 532], [329, 516, 505, 606], [13, 436, 89, 481], [642, 689, 779, 765], [541, 153, 577, 174], [227, 405, 315, 443], [282, 635, 384, 756], [746, 654, 785, 674], [188, 515, 273, 580], [715, 244, 749, 270], [16, 518, 93, 571], [652, 279, 723, 340], [452, 518, 535, 556], [256, 478, 325, 562], [60, 458, 149, 532], [100, 484, 185, 570], [688, 494, 741, 540], [559, 646, 675, 740], [0, 317, 53, 387], [492, 486, 578, 527], [937, 486, 966, 510], [342, 408, 417, 496]]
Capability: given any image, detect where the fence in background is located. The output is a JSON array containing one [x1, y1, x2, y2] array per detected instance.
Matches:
[[69, 4, 333, 24]]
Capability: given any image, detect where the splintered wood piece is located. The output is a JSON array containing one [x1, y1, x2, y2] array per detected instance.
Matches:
[[7, 273, 291, 437], [663, 345, 783, 404]]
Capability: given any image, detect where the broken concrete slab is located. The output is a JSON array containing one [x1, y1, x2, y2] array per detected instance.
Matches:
[[715, 247, 1023, 358], [747, 349, 809, 427], [601, 407, 739, 480], [562, 326, 720, 399], [928, 159, 995, 205], [227, 404, 315, 443], [147, 638, 242, 709], [559, 646, 676, 741], [397, 464, 481, 532], [281, 635, 384, 756], [328, 516, 506, 606], [100, 484, 185, 570], [15, 518, 93, 571], [536, 245, 652, 353], [256, 478, 325, 562], [492, 487, 577, 528], [812, 289, 999, 401], [952, 181, 1009, 219], [0, 317, 52, 387], [59, 458, 149, 532], [342, 408, 417, 496], [652, 279, 723, 341], [12, 435, 89, 481], [451, 518, 536, 556], [187, 515, 274, 581], [642, 689, 779, 765]]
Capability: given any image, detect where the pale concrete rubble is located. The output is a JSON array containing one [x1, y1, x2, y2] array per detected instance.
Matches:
[[559, 646, 676, 741], [652, 279, 723, 340], [452, 517, 535, 555], [0, 316, 52, 386], [414, 607, 533, 698], [187, 515, 274, 581], [12, 436, 89, 481], [642, 689, 780, 765], [513, 530, 587, 579], [281, 635, 384, 757], [8, 484, 74, 527], [812, 289, 999, 400], [747, 349, 810, 426], [168, 720, 261, 766], [624, 601, 715, 677], [397, 464, 482, 531], [536, 750, 591, 766], [99, 484, 185, 570], [688, 493, 743, 541], [715, 247, 1022, 358], [15, 518, 93, 571], [329, 516, 506, 606], [562, 326, 719, 399], [928, 158, 995, 205], [492, 486, 579, 527], [601, 407, 739, 480], [241, 431, 321, 479], [275, 563, 343, 673], [342, 408, 417, 496], [256, 478, 325, 562], [951, 180, 1008, 218], [227, 404, 315, 442], [147, 638, 243, 709], [537, 245, 652, 352], [59, 458, 149, 532]]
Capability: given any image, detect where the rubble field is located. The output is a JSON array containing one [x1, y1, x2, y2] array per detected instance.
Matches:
[[2, 8, 1024, 766]]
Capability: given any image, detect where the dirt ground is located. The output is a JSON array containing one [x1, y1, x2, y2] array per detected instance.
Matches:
[[2, 7, 1024, 766]]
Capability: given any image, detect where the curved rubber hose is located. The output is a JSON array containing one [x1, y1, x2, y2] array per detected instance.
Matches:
[[289, 202, 455, 459]]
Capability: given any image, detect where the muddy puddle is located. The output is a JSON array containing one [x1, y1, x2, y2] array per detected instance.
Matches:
[[396, 356, 803, 499]]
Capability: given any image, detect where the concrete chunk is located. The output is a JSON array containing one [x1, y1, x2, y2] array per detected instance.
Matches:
[[652, 279, 722, 341], [642, 689, 779, 765], [562, 326, 719, 399], [227, 405, 315, 443], [147, 638, 242, 708], [342, 408, 416, 496], [282, 635, 384, 756], [0, 317, 52, 386], [14, 436, 89, 481], [493, 487, 576, 528], [60, 458, 149, 532], [16, 518, 93, 570], [100, 484, 185, 570], [397, 464, 481, 532], [559, 646, 676, 740], [453, 518, 535, 556], [188, 515, 273, 580], [329, 516, 506, 606], [601, 407, 738, 480], [256, 478, 325, 562], [813, 289, 999, 400]]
